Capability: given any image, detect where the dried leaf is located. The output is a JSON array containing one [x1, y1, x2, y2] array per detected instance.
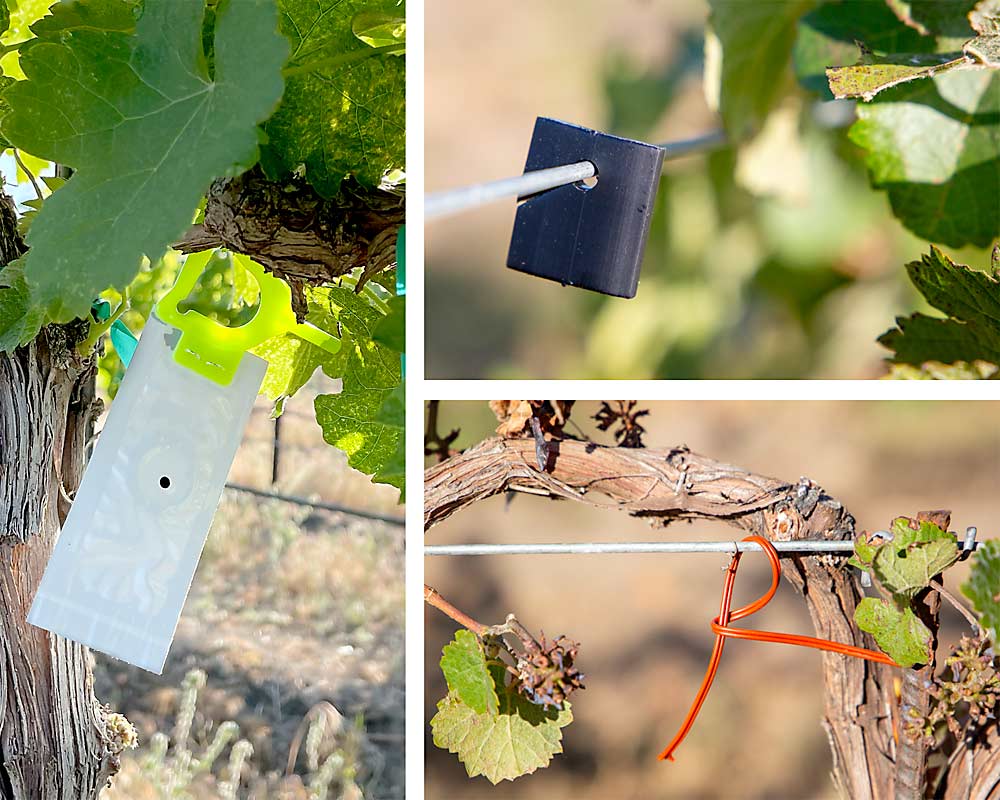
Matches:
[[490, 400, 534, 437]]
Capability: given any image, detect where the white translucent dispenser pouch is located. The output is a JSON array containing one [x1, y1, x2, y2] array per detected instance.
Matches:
[[28, 252, 340, 674]]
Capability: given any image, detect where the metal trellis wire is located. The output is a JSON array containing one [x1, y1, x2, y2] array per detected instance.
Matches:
[[424, 129, 726, 220], [225, 482, 405, 527], [425, 528, 980, 558]]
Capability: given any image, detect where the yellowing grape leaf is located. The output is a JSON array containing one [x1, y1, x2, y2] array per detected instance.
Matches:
[[855, 597, 933, 667], [431, 692, 572, 784], [872, 536, 960, 598]]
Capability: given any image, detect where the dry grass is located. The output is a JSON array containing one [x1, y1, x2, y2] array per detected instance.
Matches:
[[98, 377, 404, 799]]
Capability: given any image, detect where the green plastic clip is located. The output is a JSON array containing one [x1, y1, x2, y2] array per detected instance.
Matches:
[[156, 251, 341, 386]]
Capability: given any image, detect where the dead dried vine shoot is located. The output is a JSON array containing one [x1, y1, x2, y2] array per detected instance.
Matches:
[[424, 400, 460, 463], [424, 584, 585, 710], [593, 400, 649, 448]]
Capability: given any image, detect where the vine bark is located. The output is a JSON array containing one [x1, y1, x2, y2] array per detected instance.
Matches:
[[424, 436, 980, 799], [174, 168, 403, 315], [0, 193, 116, 799]]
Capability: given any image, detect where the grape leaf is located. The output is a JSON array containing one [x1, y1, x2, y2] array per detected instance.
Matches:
[[0, 0, 57, 80], [873, 537, 960, 598], [886, 0, 980, 38], [352, 8, 405, 49], [848, 529, 887, 570], [28, 0, 138, 38], [0, 262, 45, 351], [960, 538, 1000, 641], [887, 515, 955, 546], [848, 70, 1000, 247], [886, 360, 999, 378], [827, 52, 973, 101], [880, 247, 1000, 368], [0, 0, 288, 322], [261, 0, 405, 197], [439, 630, 499, 716], [431, 690, 572, 784], [795, 0, 940, 98], [372, 381, 404, 491], [707, 0, 813, 138], [313, 285, 402, 494], [254, 334, 342, 402], [855, 597, 933, 667], [970, 0, 1000, 35], [372, 294, 404, 352]]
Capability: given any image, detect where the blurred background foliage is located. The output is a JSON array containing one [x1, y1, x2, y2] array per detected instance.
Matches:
[[424, 0, 996, 379]]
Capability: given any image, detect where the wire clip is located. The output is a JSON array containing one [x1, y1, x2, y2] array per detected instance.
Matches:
[[507, 117, 664, 298]]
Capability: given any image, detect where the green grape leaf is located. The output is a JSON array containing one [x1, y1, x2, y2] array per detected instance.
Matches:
[[0, 262, 45, 351], [855, 597, 933, 667], [848, 70, 1000, 247], [0, 75, 15, 152], [707, 0, 813, 138], [372, 294, 404, 352], [1, 0, 288, 322], [262, 0, 405, 196], [795, 0, 941, 98], [879, 247, 1000, 368], [887, 514, 955, 546], [372, 380, 404, 491], [439, 630, 499, 716], [848, 529, 885, 570], [254, 334, 342, 402], [960, 538, 1000, 641], [352, 9, 405, 49], [313, 285, 402, 494], [431, 692, 572, 784], [0, 0, 57, 79], [27, 0, 138, 39], [886, 0, 981, 38], [873, 537, 960, 598]]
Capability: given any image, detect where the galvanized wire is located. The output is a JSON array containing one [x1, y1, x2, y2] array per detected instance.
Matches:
[[424, 540, 856, 557], [425, 527, 981, 558], [225, 482, 404, 527], [424, 129, 726, 220]]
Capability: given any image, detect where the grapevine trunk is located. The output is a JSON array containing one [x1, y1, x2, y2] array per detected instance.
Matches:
[[0, 190, 114, 799]]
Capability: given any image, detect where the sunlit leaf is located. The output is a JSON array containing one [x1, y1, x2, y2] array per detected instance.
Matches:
[[855, 597, 933, 667], [1, 0, 287, 322], [262, 0, 405, 196]]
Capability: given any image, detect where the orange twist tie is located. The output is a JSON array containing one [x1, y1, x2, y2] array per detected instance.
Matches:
[[658, 534, 898, 762]]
